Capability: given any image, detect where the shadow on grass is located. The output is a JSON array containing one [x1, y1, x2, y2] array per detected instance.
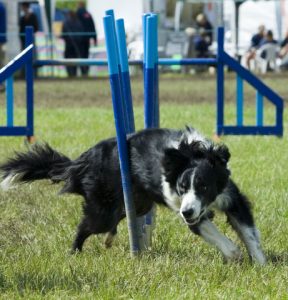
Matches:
[[267, 251, 288, 265]]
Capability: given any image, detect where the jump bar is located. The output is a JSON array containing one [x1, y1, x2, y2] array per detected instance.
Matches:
[[35, 58, 218, 67]]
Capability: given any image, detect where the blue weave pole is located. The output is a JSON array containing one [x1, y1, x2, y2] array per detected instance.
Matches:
[[143, 14, 158, 248], [142, 13, 150, 84], [151, 14, 159, 128], [115, 19, 135, 134], [105, 10, 129, 134], [115, 17, 146, 250], [6, 76, 14, 127], [25, 26, 34, 140], [144, 15, 156, 129], [103, 15, 140, 256], [236, 75, 243, 126]]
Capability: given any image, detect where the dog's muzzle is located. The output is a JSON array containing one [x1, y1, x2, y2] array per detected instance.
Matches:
[[181, 208, 206, 225]]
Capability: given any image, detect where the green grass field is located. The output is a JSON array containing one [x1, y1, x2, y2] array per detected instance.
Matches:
[[0, 75, 288, 299]]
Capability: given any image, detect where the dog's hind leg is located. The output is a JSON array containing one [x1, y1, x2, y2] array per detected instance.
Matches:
[[189, 218, 242, 263], [104, 226, 117, 248], [72, 202, 123, 252], [72, 217, 93, 253]]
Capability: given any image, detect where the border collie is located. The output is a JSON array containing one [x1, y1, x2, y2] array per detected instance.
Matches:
[[0, 127, 266, 264]]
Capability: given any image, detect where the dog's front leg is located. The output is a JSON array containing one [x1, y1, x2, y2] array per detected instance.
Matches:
[[189, 219, 242, 263], [226, 213, 266, 265], [221, 181, 267, 265]]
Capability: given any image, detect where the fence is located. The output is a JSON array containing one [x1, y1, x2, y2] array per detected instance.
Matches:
[[0, 27, 34, 141]]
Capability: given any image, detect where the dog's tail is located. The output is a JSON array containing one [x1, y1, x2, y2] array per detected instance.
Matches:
[[0, 143, 71, 191]]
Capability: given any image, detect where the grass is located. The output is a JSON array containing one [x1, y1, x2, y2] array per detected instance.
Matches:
[[0, 75, 288, 299]]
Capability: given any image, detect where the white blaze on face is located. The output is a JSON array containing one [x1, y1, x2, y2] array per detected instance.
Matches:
[[161, 176, 181, 212], [179, 174, 202, 221]]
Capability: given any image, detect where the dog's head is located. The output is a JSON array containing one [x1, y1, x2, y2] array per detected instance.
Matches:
[[163, 137, 230, 225]]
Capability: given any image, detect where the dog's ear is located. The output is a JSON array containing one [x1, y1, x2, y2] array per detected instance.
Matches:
[[179, 140, 206, 160], [213, 144, 230, 165], [162, 148, 189, 187]]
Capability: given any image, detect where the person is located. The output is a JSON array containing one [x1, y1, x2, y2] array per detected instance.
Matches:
[[279, 31, 288, 57], [259, 30, 277, 47], [19, 2, 38, 50], [76, 2, 97, 76], [245, 25, 265, 69], [61, 11, 84, 77], [194, 29, 210, 58], [257, 30, 278, 71], [279, 31, 288, 69], [195, 13, 213, 45], [0, 1, 6, 92]]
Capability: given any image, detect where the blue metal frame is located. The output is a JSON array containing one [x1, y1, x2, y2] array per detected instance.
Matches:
[[6, 76, 14, 127], [216, 27, 225, 136], [256, 91, 263, 126], [34, 26, 283, 138], [25, 26, 34, 138], [0, 26, 34, 138], [236, 75, 243, 126], [35, 58, 218, 67], [217, 41, 283, 136]]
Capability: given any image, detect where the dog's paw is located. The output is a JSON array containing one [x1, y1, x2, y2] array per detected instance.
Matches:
[[250, 251, 267, 266], [70, 246, 83, 255], [223, 248, 243, 264], [104, 232, 115, 248]]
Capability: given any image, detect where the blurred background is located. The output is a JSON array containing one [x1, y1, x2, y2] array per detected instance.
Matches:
[[1, 0, 288, 77]]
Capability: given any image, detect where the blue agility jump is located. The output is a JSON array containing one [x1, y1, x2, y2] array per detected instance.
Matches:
[[35, 29, 283, 137], [0, 27, 34, 141], [216, 28, 283, 136]]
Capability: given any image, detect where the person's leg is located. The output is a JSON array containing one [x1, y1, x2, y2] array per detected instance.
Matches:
[[80, 39, 90, 76], [246, 50, 256, 69], [65, 44, 77, 77]]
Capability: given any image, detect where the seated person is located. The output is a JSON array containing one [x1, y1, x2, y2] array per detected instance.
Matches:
[[279, 31, 288, 69], [194, 29, 210, 58], [279, 31, 288, 58], [245, 25, 265, 69], [195, 13, 213, 45], [258, 30, 277, 59], [255, 30, 278, 72]]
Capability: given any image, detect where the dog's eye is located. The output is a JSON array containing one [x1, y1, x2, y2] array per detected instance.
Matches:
[[200, 184, 207, 191], [195, 177, 207, 192], [177, 180, 189, 195], [180, 182, 189, 191]]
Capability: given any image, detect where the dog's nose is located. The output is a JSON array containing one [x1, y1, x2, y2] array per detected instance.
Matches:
[[182, 208, 194, 219]]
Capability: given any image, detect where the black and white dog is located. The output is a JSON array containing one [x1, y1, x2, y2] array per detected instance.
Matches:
[[0, 127, 266, 264]]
